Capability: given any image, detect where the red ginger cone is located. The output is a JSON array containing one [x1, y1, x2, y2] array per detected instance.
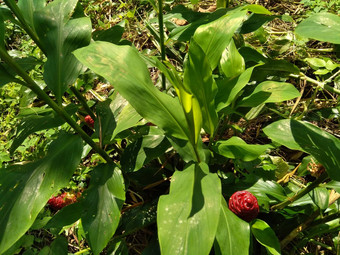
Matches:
[[228, 190, 259, 222]]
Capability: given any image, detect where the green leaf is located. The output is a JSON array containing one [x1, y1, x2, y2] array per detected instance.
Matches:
[[17, 0, 45, 35], [74, 41, 200, 161], [220, 39, 245, 78], [0, 133, 83, 254], [120, 127, 170, 172], [93, 21, 125, 44], [10, 104, 77, 153], [157, 163, 221, 255], [213, 136, 272, 161], [81, 164, 125, 255], [193, 9, 248, 70], [34, 0, 91, 104], [49, 236, 68, 255], [215, 66, 256, 112], [252, 60, 299, 81], [240, 13, 275, 34], [295, 12, 340, 44], [251, 219, 281, 255], [263, 119, 340, 181], [238, 81, 300, 107], [310, 187, 329, 210], [184, 39, 217, 135], [305, 57, 326, 68], [45, 202, 82, 232], [214, 198, 250, 255], [242, 4, 272, 15]]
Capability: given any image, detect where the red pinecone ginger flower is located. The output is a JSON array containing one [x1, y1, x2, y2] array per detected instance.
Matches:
[[84, 115, 94, 128], [228, 190, 259, 222], [48, 192, 78, 211]]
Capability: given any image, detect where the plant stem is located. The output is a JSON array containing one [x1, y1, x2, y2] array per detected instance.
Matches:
[[4, 0, 46, 55], [280, 209, 320, 248], [290, 72, 340, 95], [70, 86, 96, 119], [0, 47, 113, 163], [158, 0, 166, 91], [271, 172, 328, 211]]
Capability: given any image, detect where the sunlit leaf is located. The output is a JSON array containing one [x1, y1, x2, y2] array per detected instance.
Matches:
[[157, 163, 221, 255], [263, 119, 340, 181], [0, 133, 83, 254], [81, 164, 125, 255]]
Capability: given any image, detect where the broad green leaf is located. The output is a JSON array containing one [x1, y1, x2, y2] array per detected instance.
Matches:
[[184, 39, 217, 136], [49, 236, 68, 255], [215, 67, 255, 111], [263, 119, 340, 181], [157, 163, 221, 255], [240, 13, 275, 34], [0, 64, 17, 87], [109, 92, 142, 140], [81, 164, 125, 255], [238, 81, 300, 107], [214, 198, 250, 255], [295, 12, 340, 44], [251, 219, 281, 255], [0, 133, 83, 254], [121, 127, 170, 172], [94, 99, 116, 145], [93, 21, 125, 44], [17, 0, 45, 35], [10, 104, 77, 153], [193, 9, 248, 70], [169, 8, 225, 42], [220, 39, 245, 78], [34, 0, 91, 104], [252, 59, 299, 81], [213, 136, 272, 161], [305, 58, 326, 68], [45, 202, 82, 232], [74, 42, 200, 161], [310, 187, 329, 210]]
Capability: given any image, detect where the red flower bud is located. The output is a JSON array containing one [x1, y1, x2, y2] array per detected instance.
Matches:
[[228, 190, 259, 222], [84, 115, 94, 128]]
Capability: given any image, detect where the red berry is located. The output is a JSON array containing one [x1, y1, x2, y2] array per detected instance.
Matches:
[[84, 115, 94, 128], [228, 190, 259, 222]]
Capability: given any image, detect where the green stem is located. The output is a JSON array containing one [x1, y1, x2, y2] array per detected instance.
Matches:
[[0, 47, 113, 163], [290, 72, 340, 95], [271, 172, 328, 211], [4, 0, 46, 55], [70, 86, 96, 119], [158, 0, 166, 91]]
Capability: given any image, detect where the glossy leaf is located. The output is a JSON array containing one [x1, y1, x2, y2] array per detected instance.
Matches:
[[214, 198, 250, 255], [157, 163, 221, 255], [263, 119, 340, 181], [251, 219, 281, 255], [238, 81, 300, 107], [74, 42, 200, 161], [34, 0, 91, 104], [213, 136, 272, 162], [81, 164, 125, 255], [193, 9, 248, 70], [215, 67, 255, 112], [0, 133, 83, 254], [295, 12, 340, 44], [93, 21, 125, 44], [310, 187, 329, 210], [184, 39, 217, 136], [220, 39, 245, 78]]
